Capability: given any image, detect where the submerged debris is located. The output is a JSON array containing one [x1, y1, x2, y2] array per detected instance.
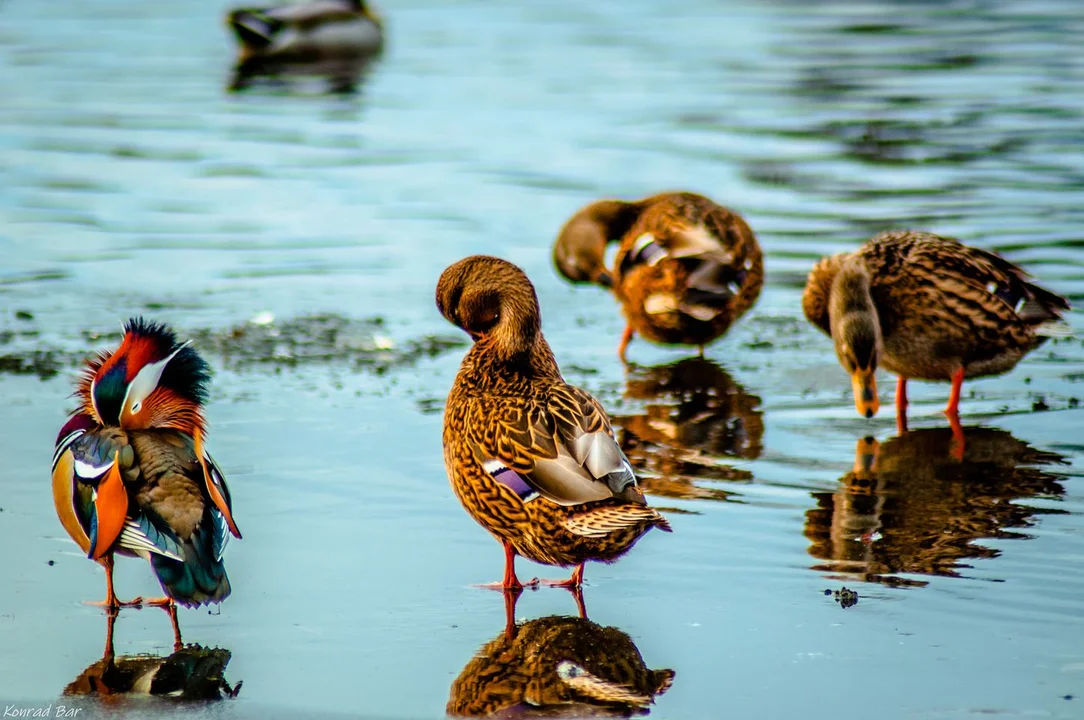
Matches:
[[824, 586, 859, 609]]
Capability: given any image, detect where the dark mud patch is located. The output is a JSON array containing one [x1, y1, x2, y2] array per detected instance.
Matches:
[[0, 313, 465, 380]]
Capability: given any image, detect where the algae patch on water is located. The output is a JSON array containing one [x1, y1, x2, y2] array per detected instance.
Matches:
[[0, 312, 465, 380]]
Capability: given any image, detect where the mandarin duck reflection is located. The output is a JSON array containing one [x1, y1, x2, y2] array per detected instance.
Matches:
[[437, 257, 670, 592], [65, 611, 240, 700], [553, 192, 763, 362], [448, 595, 674, 718], [802, 231, 1069, 442], [805, 430, 1067, 586], [51, 318, 241, 611]]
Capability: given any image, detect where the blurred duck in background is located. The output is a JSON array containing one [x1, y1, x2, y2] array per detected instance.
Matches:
[[553, 192, 763, 363], [51, 319, 241, 642], [803, 230, 1069, 446], [226, 0, 385, 93]]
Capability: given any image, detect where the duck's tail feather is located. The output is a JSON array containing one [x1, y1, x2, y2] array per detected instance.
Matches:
[[150, 516, 231, 608]]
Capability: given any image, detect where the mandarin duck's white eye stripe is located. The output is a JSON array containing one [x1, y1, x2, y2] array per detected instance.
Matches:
[[121, 340, 193, 416]]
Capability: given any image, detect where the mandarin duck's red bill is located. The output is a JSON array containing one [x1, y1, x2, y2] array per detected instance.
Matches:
[[52, 317, 240, 611]]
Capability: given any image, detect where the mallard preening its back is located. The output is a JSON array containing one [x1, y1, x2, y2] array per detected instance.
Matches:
[[226, 0, 384, 90], [802, 230, 1069, 437], [437, 256, 670, 592], [553, 192, 763, 362]]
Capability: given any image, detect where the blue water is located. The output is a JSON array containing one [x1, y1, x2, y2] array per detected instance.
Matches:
[[1, 0, 1083, 718]]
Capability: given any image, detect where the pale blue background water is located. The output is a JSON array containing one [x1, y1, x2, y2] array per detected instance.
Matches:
[[1, 0, 1083, 718]]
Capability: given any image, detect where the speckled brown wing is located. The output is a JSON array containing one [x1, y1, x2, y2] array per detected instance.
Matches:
[[859, 231, 1069, 372], [468, 382, 642, 507]]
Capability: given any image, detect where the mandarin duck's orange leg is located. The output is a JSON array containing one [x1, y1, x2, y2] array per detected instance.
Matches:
[[895, 376, 909, 435], [618, 325, 634, 364], [85, 555, 144, 609], [476, 542, 539, 591], [541, 563, 585, 589]]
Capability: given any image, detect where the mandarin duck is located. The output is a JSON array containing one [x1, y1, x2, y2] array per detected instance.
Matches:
[[553, 192, 763, 362], [51, 319, 241, 614], [448, 601, 674, 718], [802, 231, 1070, 443], [226, 0, 383, 90], [437, 256, 670, 592]]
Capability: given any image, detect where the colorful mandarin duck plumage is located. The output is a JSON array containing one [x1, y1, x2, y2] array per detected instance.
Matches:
[[802, 230, 1070, 439], [437, 256, 671, 591], [51, 318, 241, 612], [553, 192, 763, 362]]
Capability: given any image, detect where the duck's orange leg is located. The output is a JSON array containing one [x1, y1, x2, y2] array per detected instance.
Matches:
[[85, 555, 144, 609], [541, 563, 585, 589], [618, 325, 634, 364], [895, 376, 909, 434], [945, 367, 965, 416], [476, 542, 539, 591]]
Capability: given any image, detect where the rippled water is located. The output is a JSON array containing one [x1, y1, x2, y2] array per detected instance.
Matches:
[[2, 0, 1083, 718]]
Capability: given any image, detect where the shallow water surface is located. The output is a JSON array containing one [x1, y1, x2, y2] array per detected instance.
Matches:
[[2, 0, 1084, 718]]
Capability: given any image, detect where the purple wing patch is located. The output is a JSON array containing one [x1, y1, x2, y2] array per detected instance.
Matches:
[[484, 459, 539, 503]]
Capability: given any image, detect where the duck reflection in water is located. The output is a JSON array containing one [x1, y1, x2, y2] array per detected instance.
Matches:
[[65, 610, 240, 700], [805, 428, 1068, 586], [614, 357, 762, 502], [448, 590, 674, 718]]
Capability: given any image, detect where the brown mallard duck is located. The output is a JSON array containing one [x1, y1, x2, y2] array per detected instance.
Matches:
[[553, 192, 763, 362], [437, 256, 671, 591], [447, 603, 674, 717], [802, 231, 1069, 430]]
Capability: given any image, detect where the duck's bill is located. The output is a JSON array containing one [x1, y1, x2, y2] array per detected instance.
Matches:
[[851, 369, 880, 419]]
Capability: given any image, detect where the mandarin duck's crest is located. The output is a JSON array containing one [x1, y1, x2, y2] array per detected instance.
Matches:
[[78, 318, 211, 435]]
